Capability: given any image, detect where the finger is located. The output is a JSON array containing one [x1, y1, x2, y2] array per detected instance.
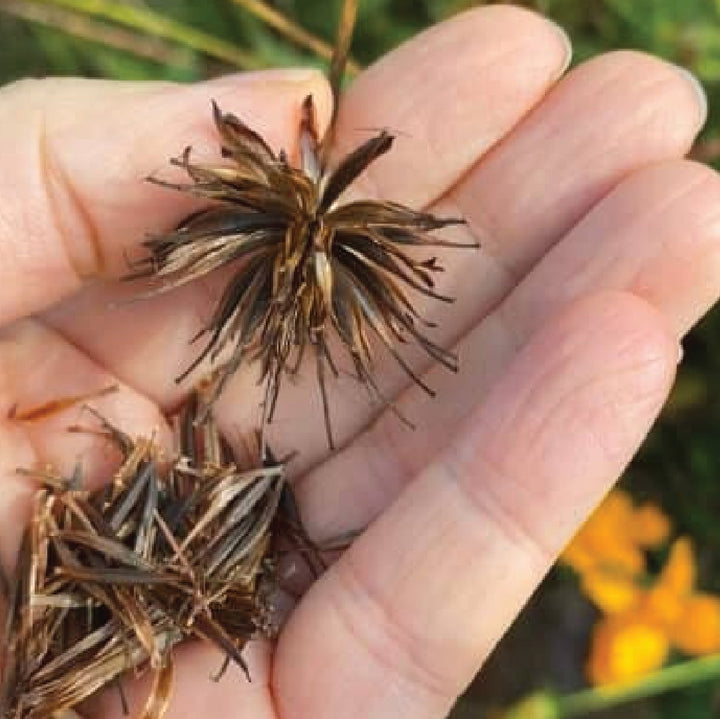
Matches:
[[41, 5, 570, 425], [0, 318, 169, 573], [0, 69, 332, 323], [331, 47, 707, 400], [332, 45, 706, 380], [504, 160, 720, 337], [448, 49, 707, 278], [84, 641, 275, 719], [274, 292, 677, 719], [44, 47, 705, 470], [332, 4, 572, 207], [299, 159, 720, 539], [368, 49, 708, 393]]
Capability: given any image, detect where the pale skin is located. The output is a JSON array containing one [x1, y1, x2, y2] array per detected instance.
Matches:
[[0, 4, 719, 718]]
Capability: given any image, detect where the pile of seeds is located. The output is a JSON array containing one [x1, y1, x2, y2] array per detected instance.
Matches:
[[0, 395, 311, 718]]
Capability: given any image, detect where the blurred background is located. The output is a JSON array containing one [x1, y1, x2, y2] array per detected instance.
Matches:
[[2, 1, 720, 717]]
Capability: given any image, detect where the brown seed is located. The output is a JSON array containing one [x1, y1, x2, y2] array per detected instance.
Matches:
[[1, 393, 320, 719]]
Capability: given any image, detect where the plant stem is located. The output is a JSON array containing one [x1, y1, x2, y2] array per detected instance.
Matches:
[[27, 0, 263, 69], [559, 654, 720, 717], [229, 0, 360, 75]]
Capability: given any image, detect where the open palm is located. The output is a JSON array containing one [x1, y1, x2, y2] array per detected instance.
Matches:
[[0, 6, 717, 719]]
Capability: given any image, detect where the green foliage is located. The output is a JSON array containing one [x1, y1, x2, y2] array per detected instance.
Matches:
[[2, 1, 720, 718], [3, 1, 720, 145], [656, 682, 719, 719]]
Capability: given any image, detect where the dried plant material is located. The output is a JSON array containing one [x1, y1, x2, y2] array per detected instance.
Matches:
[[129, 0, 477, 448], [322, 0, 359, 162], [8, 386, 119, 422], [229, 0, 360, 74], [0, 395, 316, 719]]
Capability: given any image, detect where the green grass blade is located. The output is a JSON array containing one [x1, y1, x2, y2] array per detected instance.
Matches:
[[1, 0, 193, 69], [27, 0, 264, 69]]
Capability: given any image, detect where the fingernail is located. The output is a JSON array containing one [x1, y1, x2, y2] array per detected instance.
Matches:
[[673, 64, 708, 132], [677, 342, 684, 365], [547, 19, 573, 80]]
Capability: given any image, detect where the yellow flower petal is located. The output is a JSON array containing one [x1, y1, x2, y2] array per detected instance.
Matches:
[[669, 593, 720, 656], [630, 503, 671, 548], [644, 538, 696, 626], [581, 566, 642, 615], [659, 538, 696, 598], [644, 584, 686, 627], [591, 540, 646, 577], [562, 491, 646, 576], [587, 614, 670, 687], [597, 490, 635, 524], [560, 540, 597, 575]]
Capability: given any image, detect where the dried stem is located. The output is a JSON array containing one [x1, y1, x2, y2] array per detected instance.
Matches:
[[329, 0, 359, 108], [229, 0, 360, 75], [322, 0, 359, 163]]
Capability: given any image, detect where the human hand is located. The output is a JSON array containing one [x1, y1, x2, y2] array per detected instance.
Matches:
[[0, 5, 717, 718]]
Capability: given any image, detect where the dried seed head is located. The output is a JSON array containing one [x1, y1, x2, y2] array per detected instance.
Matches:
[[127, 0, 477, 448], [125, 0, 477, 448], [132, 94, 477, 447]]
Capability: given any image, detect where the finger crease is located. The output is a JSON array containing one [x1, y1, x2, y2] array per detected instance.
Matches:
[[38, 114, 104, 280], [441, 449, 554, 565], [329, 554, 459, 702]]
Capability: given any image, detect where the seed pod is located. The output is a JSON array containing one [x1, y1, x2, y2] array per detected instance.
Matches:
[[130, 0, 478, 448]]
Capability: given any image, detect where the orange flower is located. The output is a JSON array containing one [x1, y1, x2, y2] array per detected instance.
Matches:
[[587, 612, 670, 686], [561, 491, 651, 578], [564, 491, 720, 687], [585, 536, 720, 685], [630, 503, 672, 548], [644, 538, 696, 626], [659, 538, 696, 596], [561, 490, 669, 615], [669, 593, 720, 656], [580, 565, 642, 615]]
